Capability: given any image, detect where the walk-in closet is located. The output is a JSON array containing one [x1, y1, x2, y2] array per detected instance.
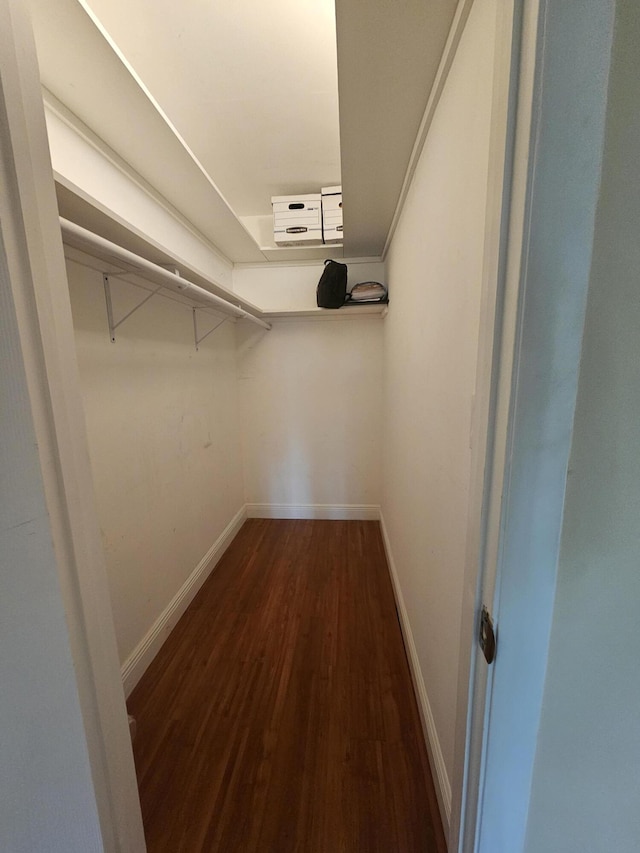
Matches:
[[7, 0, 503, 847], [5, 0, 633, 850]]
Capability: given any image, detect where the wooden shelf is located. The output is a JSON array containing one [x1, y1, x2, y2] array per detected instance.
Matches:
[[257, 244, 344, 263], [262, 304, 388, 320]]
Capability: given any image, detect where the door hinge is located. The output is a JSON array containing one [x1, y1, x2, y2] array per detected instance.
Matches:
[[479, 605, 497, 665]]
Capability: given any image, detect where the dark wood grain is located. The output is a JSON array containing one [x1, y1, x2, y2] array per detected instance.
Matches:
[[128, 519, 447, 852]]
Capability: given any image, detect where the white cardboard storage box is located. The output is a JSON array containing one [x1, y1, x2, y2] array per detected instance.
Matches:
[[322, 185, 343, 244], [272, 194, 322, 245]]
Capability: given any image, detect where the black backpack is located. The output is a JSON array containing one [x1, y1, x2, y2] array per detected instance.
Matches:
[[316, 259, 347, 309]]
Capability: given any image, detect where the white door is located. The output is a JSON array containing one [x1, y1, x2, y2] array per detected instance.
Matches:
[[459, 0, 617, 850]]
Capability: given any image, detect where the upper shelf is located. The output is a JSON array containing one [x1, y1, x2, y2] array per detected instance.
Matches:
[[59, 217, 384, 325], [263, 305, 388, 320], [240, 214, 345, 262]]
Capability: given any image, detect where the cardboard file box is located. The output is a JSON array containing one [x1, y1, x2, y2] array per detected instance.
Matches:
[[322, 186, 343, 244], [272, 194, 322, 246]]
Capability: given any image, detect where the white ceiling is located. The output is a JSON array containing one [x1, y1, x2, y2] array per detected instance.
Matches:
[[77, 0, 342, 218], [28, 0, 459, 263]]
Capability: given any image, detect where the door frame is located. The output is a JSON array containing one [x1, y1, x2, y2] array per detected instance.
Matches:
[[454, 0, 617, 850], [449, 0, 536, 846], [0, 1, 145, 849]]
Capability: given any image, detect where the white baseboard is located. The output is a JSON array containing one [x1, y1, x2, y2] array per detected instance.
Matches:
[[121, 504, 247, 697], [379, 511, 452, 835], [246, 502, 380, 520]]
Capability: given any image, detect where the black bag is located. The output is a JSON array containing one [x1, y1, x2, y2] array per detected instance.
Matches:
[[316, 259, 347, 309]]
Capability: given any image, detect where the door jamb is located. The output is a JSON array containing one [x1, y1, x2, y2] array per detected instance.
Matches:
[[0, 1, 146, 849], [449, 0, 531, 846]]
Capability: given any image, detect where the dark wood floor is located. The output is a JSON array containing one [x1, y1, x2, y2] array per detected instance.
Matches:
[[128, 519, 446, 853]]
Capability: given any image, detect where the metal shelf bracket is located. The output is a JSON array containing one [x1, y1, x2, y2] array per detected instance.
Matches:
[[193, 308, 227, 351], [103, 273, 162, 343]]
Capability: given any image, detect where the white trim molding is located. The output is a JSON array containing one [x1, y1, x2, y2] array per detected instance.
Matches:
[[382, 0, 474, 260], [122, 504, 247, 696], [379, 512, 452, 834], [246, 503, 381, 521]]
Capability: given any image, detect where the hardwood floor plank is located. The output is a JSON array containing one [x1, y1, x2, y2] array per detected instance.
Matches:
[[128, 519, 447, 852]]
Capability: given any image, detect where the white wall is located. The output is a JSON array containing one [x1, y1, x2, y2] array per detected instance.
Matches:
[[380, 0, 497, 825], [525, 2, 640, 849], [233, 259, 385, 312], [234, 260, 385, 517], [67, 257, 245, 673], [0, 189, 103, 853], [237, 314, 383, 515]]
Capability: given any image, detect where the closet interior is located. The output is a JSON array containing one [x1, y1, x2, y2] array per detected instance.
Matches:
[[25, 0, 501, 848]]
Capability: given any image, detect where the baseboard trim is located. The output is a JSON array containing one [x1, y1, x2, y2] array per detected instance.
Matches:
[[246, 502, 381, 521], [379, 511, 452, 835], [121, 504, 247, 697]]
